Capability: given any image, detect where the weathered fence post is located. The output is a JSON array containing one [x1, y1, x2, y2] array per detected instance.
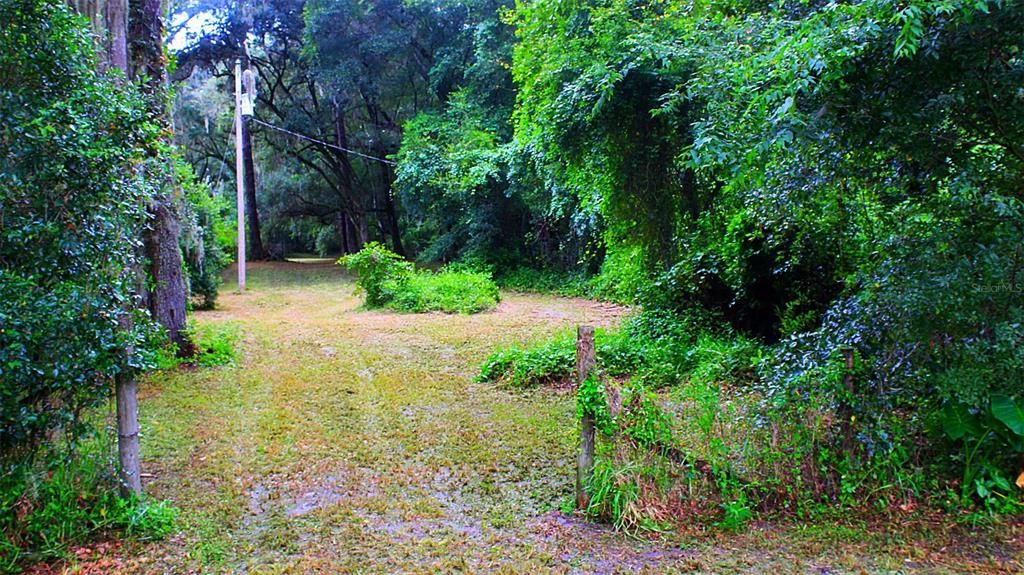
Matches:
[[840, 347, 856, 461], [116, 372, 141, 495], [575, 325, 596, 509], [116, 313, 141, 496]]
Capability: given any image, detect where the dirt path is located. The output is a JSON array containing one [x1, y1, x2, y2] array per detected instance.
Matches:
[[87, 262, 1019, 574]]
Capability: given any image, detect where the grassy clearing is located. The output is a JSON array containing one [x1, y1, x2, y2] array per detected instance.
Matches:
[[44, 262, 1022, 574]]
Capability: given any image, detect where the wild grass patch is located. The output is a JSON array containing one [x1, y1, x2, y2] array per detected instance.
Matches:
[[146, 321, 240, 370], [0, 432, 178, 570]]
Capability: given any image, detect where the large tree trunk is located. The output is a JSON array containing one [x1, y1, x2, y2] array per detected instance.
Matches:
[[380, 170, 405, 256], [241, 116, 265, 260], [362, 97, 404, 255], [356, 212, 370, 247], [129, 0, 190, 353], [144, 201, 190, 352], [67, 0, 128, 73], [335, 211, 351, 254]]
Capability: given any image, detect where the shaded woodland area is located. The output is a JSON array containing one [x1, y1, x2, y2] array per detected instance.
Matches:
[[1, 0, 1022, 570]]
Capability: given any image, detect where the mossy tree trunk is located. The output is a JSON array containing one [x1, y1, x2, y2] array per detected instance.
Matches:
[[129, 0, 192, 354]]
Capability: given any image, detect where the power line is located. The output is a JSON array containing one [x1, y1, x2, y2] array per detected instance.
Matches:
[[248, 117, 396, 165]]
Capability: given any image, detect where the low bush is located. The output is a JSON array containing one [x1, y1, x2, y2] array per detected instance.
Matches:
[[179, 158, 231, 311], [339, 243, 500, 314], [477, 335, 577, 387], [0, 433, 178, 570], [476, 310, 757, 389], [494, 257, 647, 305], [496, 268, 594, 299], [337, 242, 414, 307], [393, 270, 500, 314], [144, 322, 239, 370]]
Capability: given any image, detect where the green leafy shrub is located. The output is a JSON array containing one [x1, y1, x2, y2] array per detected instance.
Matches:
[[190, 323, 240, 368], [577, 375, 615, 436], [496, 268, 594, 299], [141, 322, 239, 370], [495, 258, 648, 305], [938, 396, 1024, 513], [0, 433, 178, 568], [338, 242, 414, 307], [580, 380, 683, 533], [339, 243, 500, 314], [393, 269, 501, 314], [619, 385, 674, 450], [178, 158, 231, 311], [509, 0, 1024, 518], [476, 335, 576, 387], [0, 0, 156, 467], [476, 311, 759, 389]]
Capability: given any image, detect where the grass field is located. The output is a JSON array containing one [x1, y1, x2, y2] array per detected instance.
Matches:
[[40, 262, 1022, 574]]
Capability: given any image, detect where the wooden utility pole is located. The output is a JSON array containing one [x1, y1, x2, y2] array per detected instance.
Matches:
[[234, 59, 246, 291], [240, 67, 265, 260], [575, 325, 596, 509]]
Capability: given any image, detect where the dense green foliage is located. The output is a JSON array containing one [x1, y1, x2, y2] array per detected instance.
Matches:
[[0, 434, 178, 568], [0, 0, 1019, 557], [0, 0, 155, 467], [170, 0, 1024, 532], [339, 243, 500, 314], [477, 0, 1022, 517], [150, 321, 240, 370], [478, 311, 757, 389], [0, 0, 194, 566], [177, 159, 232, 311]]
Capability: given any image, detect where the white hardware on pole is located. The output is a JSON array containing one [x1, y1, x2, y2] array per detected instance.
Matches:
[[241, 68, 256, 117], [234, 59, 246, 292]]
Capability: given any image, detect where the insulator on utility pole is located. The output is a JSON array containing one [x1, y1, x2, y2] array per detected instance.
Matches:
[[241, 68, 256, 117]]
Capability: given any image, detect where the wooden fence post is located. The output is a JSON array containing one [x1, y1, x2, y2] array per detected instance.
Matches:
[[575, 325, 596, 510], [840, 347, 856, 461], [116, 314, 141, 496]]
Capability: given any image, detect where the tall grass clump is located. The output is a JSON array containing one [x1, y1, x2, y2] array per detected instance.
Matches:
[[0, 432, 178, 570]]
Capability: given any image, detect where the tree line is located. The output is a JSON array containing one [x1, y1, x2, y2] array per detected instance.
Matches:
[[174, 0, 1023, 509]]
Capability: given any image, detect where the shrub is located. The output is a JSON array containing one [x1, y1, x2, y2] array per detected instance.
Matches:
[[192, 323, 239, 368], [938, 396, 1024, 513], [477, 336, 576, 387], [0, 0, 157, 467], [178, 158, 231, 311], [496, 268, 594, 299], [0, 433, 178, 568], [393, 269, 500, 314], [476, 311, 758, 389], [339, 243, 500, 314], [338, 242, 414, 307], [143, 322, 239, 370]]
